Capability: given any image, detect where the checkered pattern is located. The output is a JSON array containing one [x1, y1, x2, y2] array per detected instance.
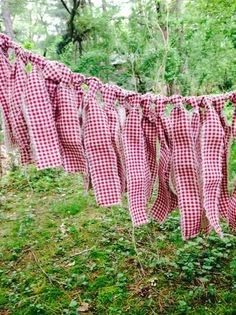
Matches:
[[102, 84, 126, 193], [24, 64, 62, 169], [1, 33, 236, 239], [201, 96, 225, 238], [121, 91, 150, 226], [141, 93, 158, 199], [0, 52, 16, 149], [211, 95, 230, 221], [9, 60, 33, 164], [227, 92, 236, 230], [184, 96, 210, 233], [52, 63, 87, 174], [83, 78, 122, 207], [167, 95, 202, 239], [149, 95, 178, 223]]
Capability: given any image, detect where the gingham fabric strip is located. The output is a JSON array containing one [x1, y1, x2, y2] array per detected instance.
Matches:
[[24, 64, 62, 169], [149, 96, 178, 223], [170, 95, 202, 240], [83, 78, 122, 207], [201, 96, 224, 238], [141, 93, 158, 200], [184, 96, 209, 232], [227, 92, 236, 229], [121, 92, 150, 226], [0, 51, 16, 149], [9, 59, 33, 164], [212, 95, 230, 220], [53, 63, 87, 173], [102, 84, 126, 193]]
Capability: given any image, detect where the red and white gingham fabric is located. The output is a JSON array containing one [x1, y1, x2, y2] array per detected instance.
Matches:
[[83, 78, 121, 207], [24, 63, 62, 169], [121, 91, 150, 226], [53, 63, 87, 174], [227, 92, 236, 229], [201, 96, 225, 238], [169, 95, 202, 239], [0, 50, 16, 149], [211, 94, 230, 221], [102, 84, 126, 193], [9, 58, 33, 164], [149, 95, 178, 224], [141, 93, 158, 199]]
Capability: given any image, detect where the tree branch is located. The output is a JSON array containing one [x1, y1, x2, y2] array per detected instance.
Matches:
[[60, 0, 71, 14]]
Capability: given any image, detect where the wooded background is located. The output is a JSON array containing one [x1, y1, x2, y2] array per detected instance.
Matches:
[[1, 0, 235, 96]]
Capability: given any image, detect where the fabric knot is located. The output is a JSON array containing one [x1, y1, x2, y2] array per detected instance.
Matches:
[[58, 64, 73, 86], [212, 94, 226, 112], [114, 86, 126, 107], [0, 33, 10, 54], [167, 94, 184, 107], [101, 84, 117, 109], [141, 93, 154, 118], [184, 96, 201, 109], [200, 95, 212, 108], [85, 77, 102, 94], [42, 61, 61, 83], [72, 73, 86, 89], [155, 95, 169, 115], [228, 91, 236, 105], [125, 92, 142, 110]]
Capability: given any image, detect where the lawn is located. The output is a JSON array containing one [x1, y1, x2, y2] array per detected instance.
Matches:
[[0, 165, 235, 315]]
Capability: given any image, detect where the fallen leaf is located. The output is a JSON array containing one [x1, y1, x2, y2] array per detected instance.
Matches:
[[77, 302, 90, 312]]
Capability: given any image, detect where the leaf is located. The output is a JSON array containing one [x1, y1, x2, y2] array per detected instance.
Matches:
[[77, 302, 90, 312], [199, 277, 209, 283], [69, 300, 78, 308]]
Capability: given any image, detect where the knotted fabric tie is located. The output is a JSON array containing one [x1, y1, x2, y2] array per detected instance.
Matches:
[[102, 84, 126, 193], [9, 58, 33, 164], [201, 96, 224, 238], [121, 91, 150, 226], [227, 92, 236, 230], [83, 78, 122, 207], [170, 95, 203, 239], [24, 63, 62, 169], [149, 95, 178, 224], [52, 63, 87, 174], [0, 51, 16, 149], [141, 93, 158, 199]]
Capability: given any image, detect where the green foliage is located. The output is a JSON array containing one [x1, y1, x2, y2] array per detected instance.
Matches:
[[0, 167, 235, 314]]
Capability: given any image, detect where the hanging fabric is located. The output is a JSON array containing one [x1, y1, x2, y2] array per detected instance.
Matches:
[[149, 96, 178, 224], [83, 78, 122, 207], [121, 91, 151, 226], [23, 62, 63, 169], [8, 54, 33, 164]]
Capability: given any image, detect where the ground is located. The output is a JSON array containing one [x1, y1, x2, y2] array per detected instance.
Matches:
[[0, 166, 235, 315]]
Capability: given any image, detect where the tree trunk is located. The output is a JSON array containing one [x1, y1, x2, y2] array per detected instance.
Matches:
[[1, 0, 14, 39]]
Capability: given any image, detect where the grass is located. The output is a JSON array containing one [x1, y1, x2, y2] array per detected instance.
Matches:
[[0, 165, 235, 315]]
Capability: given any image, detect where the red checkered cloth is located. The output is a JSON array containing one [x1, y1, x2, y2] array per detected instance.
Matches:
[[141, 93, 158, 199], [149, 95, 178, 224], [53, 63, 87, 174], [211, 94, 230, 221], [102, 84, 126, 193], [9, 58, 33, 164], [168, 95, 202, 239], [201, 96, 225, 238], [83, 78, 122, 207], [24, 63, 63, 169], [227, 92, 236, 230], [121, 91, 150, 226], [184, 96, 209, 232], [0, 50, 16, 149]]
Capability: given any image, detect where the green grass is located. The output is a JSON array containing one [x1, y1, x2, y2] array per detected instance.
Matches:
[[0, 165, 235, 314]]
